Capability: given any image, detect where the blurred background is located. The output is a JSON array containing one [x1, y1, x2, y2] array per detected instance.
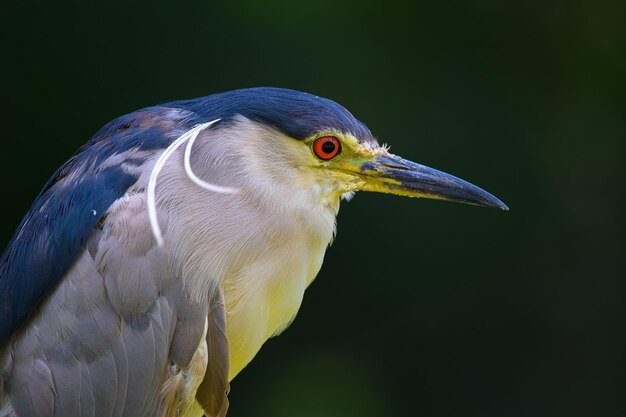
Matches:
[[1, 0, 624, 416]]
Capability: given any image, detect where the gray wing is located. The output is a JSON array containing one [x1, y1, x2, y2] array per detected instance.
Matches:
[[0, 191, 230, 417]]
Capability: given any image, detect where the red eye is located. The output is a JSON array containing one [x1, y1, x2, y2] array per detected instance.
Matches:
[[313, 136, 341, 160]]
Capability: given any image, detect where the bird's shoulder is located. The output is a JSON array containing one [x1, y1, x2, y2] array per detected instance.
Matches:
[[1, 188, 225, 417], [0, 105, 196, 344]]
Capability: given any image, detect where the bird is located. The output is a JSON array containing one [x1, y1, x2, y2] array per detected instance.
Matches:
[[0, 87, 507, 417]]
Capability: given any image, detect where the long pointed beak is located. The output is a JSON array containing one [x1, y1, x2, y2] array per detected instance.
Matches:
[[358, 153, 509, 210]]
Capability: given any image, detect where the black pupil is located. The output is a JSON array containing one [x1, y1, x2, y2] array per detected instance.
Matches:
[[321, 140, 336, 154]]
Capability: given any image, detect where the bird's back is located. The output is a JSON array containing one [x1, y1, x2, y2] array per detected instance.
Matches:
[[0, 104, 230, 417]]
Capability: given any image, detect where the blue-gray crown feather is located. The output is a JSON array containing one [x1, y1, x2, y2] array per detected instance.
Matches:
[[0, 87, 373, 343], [166, 87, 374, 142]]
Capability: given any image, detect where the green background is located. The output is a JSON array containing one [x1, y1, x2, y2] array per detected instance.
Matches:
[[1, 1, 624, 416]]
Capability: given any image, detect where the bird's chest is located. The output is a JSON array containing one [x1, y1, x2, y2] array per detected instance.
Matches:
[[221, 211, 334, 380]]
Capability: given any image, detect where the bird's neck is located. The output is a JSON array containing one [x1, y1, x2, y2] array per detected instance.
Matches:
[[160, 167, 338, 379]]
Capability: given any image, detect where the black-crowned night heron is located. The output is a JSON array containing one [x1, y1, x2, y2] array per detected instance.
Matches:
[[0, 87, 507, 417]]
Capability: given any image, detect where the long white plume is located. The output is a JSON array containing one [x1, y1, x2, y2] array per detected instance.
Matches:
[[147, 119, 237, 247]]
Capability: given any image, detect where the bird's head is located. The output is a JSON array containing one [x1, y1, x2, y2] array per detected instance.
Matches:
[[174, 88, 508, 213], [284, 129, 509, 211]]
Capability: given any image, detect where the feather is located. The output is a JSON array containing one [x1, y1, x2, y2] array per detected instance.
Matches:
[[147, 119, 236, 248], [195, 289, 230, 417], [0, 106, 189, 344]]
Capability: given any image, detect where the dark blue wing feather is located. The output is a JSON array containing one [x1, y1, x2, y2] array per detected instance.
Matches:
[[0, 107, 190, 344]]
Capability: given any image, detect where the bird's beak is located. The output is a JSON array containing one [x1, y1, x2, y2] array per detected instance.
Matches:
[[356, 152, 508, 210]]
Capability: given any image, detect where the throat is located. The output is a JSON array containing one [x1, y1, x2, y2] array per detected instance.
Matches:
[[222, 197, 338, 380]]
